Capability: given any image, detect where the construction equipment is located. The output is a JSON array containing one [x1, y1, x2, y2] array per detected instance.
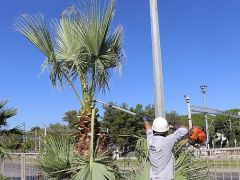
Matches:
[[188, 127, 207, 147]]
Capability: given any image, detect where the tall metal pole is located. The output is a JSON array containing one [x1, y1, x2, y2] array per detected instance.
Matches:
[[149, 0, 165, 118], [200, 85, 209, 149], [23, 122, 25, 142]]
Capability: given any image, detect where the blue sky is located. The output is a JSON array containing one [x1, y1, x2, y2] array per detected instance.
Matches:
[[1, 0, 240, 130]]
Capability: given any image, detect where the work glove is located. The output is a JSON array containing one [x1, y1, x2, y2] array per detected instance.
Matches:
[[142, 116, 148, 122]]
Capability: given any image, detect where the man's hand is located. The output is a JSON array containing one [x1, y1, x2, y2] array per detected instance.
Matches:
[[169, 125, 175, 129], [144, 121, 152, 130], [135, 114, 151, 130]]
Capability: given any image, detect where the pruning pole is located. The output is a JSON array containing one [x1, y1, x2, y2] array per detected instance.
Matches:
[[93, 99, 137, 116]]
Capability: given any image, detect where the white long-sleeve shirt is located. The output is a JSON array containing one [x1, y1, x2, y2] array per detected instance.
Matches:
[[146, 128, 188, 180]]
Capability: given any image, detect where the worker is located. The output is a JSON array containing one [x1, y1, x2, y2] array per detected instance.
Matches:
[[143, 117, 188, 180]]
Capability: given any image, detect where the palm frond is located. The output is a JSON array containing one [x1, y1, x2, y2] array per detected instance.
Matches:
[[99, 27, 124, 68], [131, 160, 151, 180], [99, 0, 115, 46], [174, 145, 210, 180], [0, 127, 22, 136], [0, 100, 17, 127], [134, 136, 148, 162], [0, 174, 9, 180], [15, 0, 123, 99], [14, 14, 55, 61], [37, 135, 74, 179], [72, 0, 124, 94], [0, 145, 11, 160], [0, 100, 8, 109], [14, 14, 67, 87], [69, 155, 116, 180]]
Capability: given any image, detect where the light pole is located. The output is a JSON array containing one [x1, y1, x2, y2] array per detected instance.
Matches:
[[184, 95, 192, 129], [149, 0, 165, 118], [200, 85, 209, 149], [23, 122, 26, 142]]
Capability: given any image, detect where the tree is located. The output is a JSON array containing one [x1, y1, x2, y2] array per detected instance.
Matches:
[[0, 100, 17, 127], [102, 103, 151, 149], [180, 113, 207, 128], [211, 112, 240, 147], [166, 111, 181, 127], [63, 110, 78, 128], [15, 0, 124, 178], [179, 109, 240, 148], [37, 135, 74, 179], [30, 126, 41, 132], [15, 0, 123, 155]]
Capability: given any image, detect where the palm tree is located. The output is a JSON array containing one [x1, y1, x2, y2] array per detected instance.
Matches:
[[14, 0, 123, 156], [37, 135, 74, 179], [0, 100, 21, 158], [0, 100, 17, 127], [15, 0, 123, 179]]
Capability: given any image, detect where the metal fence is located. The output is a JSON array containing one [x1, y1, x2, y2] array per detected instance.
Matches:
[[0, 153, 47, 180], [1, 148, 240, 180], [116, 147, 240, 180], [197, 147, 240, 180]]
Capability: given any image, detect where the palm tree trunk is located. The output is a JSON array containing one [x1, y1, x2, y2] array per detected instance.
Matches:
[[74, 98, 107, 156]]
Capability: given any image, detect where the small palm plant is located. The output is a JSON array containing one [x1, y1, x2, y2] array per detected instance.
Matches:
[[38, 113, 119, 180], [37, 135, 75, 179], [174, 144, 210, 180]]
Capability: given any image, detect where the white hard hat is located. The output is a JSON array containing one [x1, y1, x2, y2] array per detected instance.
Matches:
[[152, 117, 169, 133]]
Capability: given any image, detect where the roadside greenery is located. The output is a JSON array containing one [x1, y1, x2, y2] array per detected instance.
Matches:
[[102, 103, 240, 149]]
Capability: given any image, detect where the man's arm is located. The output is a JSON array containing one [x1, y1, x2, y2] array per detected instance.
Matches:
[[179, 125, 188, 129], [141, 116, 152, 130], [172, 125, 188, 143], [142, 117, 153, 144]]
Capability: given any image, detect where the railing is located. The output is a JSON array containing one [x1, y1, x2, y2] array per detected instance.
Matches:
[[199, 147, 240, 180], [116, 148, 240, 180], [2, 149, 240, 180], [0, 153, 47, 180]]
